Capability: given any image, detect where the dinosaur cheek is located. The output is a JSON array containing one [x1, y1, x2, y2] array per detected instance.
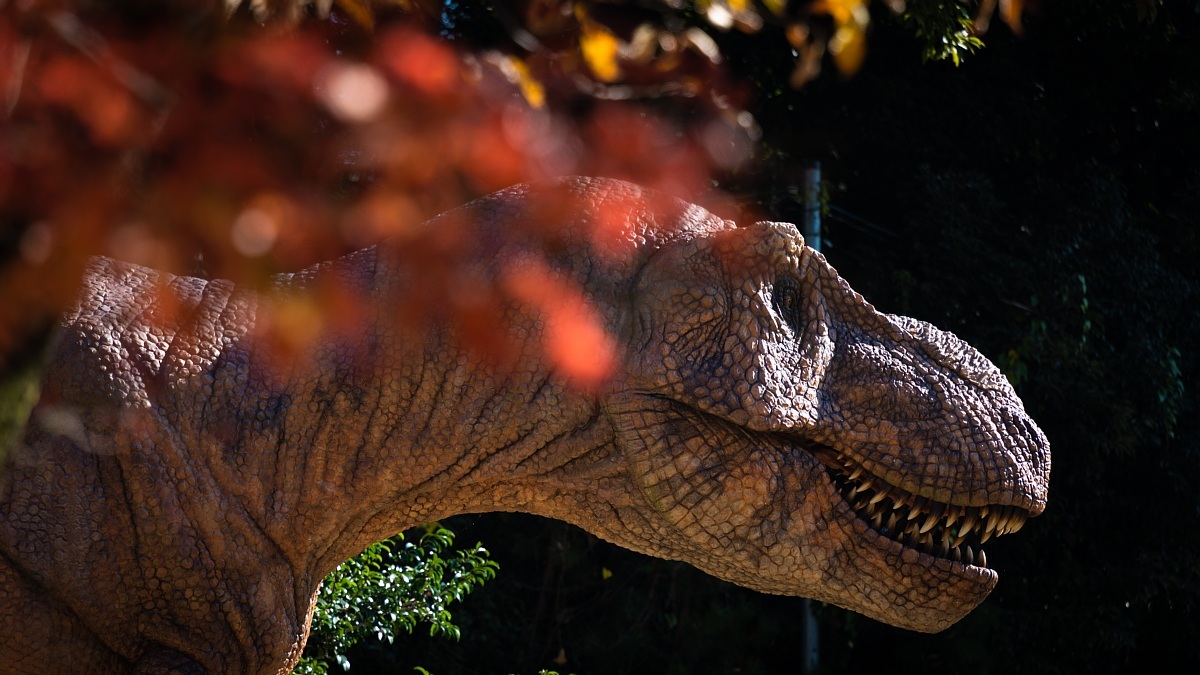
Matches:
[[714, 460, 776, 532]]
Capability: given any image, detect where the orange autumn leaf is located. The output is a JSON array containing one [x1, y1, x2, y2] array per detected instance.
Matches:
[[829, 20, 867, 76], [37, 55, 140, 147], [502, 258, 616, 390], [1001, 0, 1026, 34], [378, 28, 460, 95]]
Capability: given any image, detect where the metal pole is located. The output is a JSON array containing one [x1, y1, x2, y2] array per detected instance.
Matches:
[[802, 161, 822, 252], [800, 160, 820, 674]]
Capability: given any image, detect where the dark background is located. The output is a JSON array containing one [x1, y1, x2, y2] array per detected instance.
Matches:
[[354, 2, 1200, 673]]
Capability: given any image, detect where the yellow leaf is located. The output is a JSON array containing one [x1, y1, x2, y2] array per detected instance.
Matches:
[[762, 0, 788, 17], [829, 23, 867, 76], [811, 0, 869, 77], [507, 56, 546, 108], [811, 0, 868, 27], [580, 22, 621, 82], [601, 566, 613, 580]]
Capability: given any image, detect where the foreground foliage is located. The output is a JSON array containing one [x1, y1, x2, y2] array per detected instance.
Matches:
[[294, 525, 498, 674]]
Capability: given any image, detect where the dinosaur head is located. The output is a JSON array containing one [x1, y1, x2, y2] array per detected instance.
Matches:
[[606, 217, 1051, 632]]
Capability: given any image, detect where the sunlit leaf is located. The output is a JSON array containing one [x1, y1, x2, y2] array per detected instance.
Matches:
[[315, 61, 390, 123], [300, 525, 496, 673], [378, 28, 459, 94], [1001, 0, 1026, 34], [829, 22, 867, 76], [762, 0, 789, 17], [507, 55, 546, 109], [683, 27, 723, 63], [579, 19, 622, 82], [703, 0, 735, 30], [502, 258, 616, 390], [785, 23, 809, 50], [36, 56, 140, 147]]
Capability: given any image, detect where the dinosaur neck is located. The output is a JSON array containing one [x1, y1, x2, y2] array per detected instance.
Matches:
[[199, 249, 624, 585], [26, 250, 632, 670]]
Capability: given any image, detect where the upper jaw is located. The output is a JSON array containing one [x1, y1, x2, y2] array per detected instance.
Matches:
[[806, 437, 1040, 573]]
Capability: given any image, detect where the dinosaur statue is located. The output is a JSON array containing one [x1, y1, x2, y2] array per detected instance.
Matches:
[[0, 177, 1050, 673]]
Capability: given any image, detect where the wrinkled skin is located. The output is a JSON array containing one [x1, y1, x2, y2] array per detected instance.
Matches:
[[0, 178, 1049, 673]]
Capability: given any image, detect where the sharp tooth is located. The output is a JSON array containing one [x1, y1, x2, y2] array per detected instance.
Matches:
[[939, 538, 950, 558], [872, 511, 884, 529], [966, 545, 975, 566], [1011, 512, 1027, 533], [996, 508, 1011, 532], [919, 513, 938, 534], [886, 513, 899, 531], [952, 532, 966, 548], [1004, 509, 1018, 532], [869, 491, 887, 506], [908, 504, 922, 521], [960, 512, 978, 535], [848, 467, 863, 482], [944, 508, 959, 528], [978, 549, 987, 568], [952, 546, 962, 562], [982, 516, 999, 542], [980, 528, 994, 544]]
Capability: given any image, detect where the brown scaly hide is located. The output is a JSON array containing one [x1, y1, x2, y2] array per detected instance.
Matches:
[[0, 178, 1049, 673]]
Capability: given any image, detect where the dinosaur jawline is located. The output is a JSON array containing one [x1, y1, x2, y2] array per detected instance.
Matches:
[[820, 456, 1030, 570]]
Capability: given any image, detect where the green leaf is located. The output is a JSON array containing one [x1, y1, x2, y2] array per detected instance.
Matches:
[[296, 525, 497, 673]]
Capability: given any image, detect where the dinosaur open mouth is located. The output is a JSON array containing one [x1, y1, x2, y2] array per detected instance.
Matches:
[[819, 451, 1030, 569]]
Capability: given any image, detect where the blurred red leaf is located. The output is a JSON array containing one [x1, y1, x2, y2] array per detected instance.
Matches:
[[503, 257, 616, 390], [37, 54, 140, 147], [378, 28, 460, 96]]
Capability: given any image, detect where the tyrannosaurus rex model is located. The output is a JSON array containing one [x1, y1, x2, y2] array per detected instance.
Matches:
[[0, 177, 1050, 673]]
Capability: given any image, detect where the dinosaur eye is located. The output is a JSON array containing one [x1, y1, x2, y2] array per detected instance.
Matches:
[[772, 277, 802, 332]]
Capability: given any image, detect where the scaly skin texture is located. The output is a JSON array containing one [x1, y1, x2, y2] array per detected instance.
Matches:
[[0, 177, 1049, 673]]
